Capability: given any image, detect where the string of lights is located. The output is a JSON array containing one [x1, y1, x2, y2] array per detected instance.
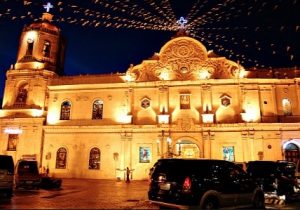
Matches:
[[0, 0, 298, 68]]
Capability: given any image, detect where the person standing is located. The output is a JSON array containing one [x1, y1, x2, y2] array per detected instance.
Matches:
[[126, 167, 130, 183]]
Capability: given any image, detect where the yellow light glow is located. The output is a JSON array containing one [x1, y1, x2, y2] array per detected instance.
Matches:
[[159, 69, 169, 80], [158, 114, 169, 124], [201, 113, 214, 123], [199, 70, 210, 79], [0, 110, 4, 118], [115, 106, 132, 123], [117, 115, 132, 123], [32, 109, 43, 117], [4, 128, 23, 134], [34, 62, 44, 69], [239, 68, 248, 78], [241, 109, 256, 122], [125, 72, 135, 82], [25, 30, 38, 43], [167, 137, 172, 144], [47, 113, 59, 125]]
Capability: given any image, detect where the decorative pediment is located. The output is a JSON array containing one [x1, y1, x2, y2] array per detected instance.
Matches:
[[125, 36, 245, 82]]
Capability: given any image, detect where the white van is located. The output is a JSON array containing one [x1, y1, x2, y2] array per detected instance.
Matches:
[[0, 155, 14, 198]]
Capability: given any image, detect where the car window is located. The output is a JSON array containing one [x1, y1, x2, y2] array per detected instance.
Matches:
[[151, 159, 213, 181], [247, 161, 277, 175], [0, 156, 14, 173], [17, 161, 39, 174]]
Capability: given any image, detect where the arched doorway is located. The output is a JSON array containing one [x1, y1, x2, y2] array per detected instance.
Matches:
[[173, 139, 200, 158]]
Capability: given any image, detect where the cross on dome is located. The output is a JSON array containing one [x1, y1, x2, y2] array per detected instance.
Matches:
[[177, 17, 187, 29], [43, 2, 53, 13]]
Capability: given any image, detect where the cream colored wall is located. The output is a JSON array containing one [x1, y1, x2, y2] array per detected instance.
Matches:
[[133, 87, 159, 124], [169, 86, 201, 124], [2, 70, 54, 110], [43, 131, 124, 179], [47, 87, 136, 124], [259, 85, 277, 118], [0, 119, 44, 165], [212, 85, 240, 123], [275, 84, 299, 115], [131, 133, 159, 180], [43, 129, 160, 180]]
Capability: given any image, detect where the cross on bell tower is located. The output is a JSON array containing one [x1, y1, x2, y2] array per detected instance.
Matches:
[[43, 2, 53, 13], [177, 17, 187, 29]]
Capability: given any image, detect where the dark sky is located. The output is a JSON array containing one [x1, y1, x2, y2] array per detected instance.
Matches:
[[0, 0, 299, 101]]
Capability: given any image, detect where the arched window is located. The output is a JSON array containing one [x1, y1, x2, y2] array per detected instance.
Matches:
[[60, 101, 71, 120], [285, 143, 299, 163], [43, 40, 51, 57], [89, 147, 100, 170], [56, 147, 67, 169], [26, 38, 34, 55], [282, 98, 292, 116], [92, 100, 103, 119], [15, 84, 28, 105]]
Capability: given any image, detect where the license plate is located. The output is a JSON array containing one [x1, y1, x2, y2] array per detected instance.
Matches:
[[26, 181, 33, 184], [159, 183, 170, 190]]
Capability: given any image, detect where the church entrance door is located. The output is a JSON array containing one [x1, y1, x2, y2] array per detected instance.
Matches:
[[175, 140, 200, 158]]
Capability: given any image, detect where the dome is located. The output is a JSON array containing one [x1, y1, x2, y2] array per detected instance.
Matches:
[[159, 36, 208, 63]]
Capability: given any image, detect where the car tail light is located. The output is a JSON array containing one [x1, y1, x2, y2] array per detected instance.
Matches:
[[182, 176, 192, 192]]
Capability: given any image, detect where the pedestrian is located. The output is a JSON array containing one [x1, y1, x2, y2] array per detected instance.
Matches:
[[126, 167, 130, 183]]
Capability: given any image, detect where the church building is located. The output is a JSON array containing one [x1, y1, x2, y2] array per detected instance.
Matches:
[[1, 11, 300, 180]]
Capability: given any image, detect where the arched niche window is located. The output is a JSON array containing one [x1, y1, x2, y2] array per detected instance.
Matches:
[[55, 147, 67, 169], [60, 101, 71, 120], [15, 83, 28, 105], [43, 40, 51, 57], [284, 143, 299, 163], [89, 147, 101, 170], [282, 98, 292, 116], [141, 97, 151, 109], [180, 94, 190, 109], [26, 37, 34, 55], [92, 100, 103, 119], [220, 94, 231, 107]]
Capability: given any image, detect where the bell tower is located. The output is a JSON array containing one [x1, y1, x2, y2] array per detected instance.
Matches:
[[1, 4, 66, 118], [15, 12, 65, 74]]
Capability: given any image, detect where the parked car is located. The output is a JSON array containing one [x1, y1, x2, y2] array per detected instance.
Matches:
[[234, 161, 247, 171], [148, 158, 265, 209], [246, 160, 297, 196], [15, 159, 41, 189], [0, 155, 14, 198]]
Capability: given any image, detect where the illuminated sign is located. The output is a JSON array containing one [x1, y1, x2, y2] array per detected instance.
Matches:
[[4, 128, 23, 134]]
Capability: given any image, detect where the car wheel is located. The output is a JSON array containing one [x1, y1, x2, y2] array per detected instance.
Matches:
[[202, 197, 219, 209], [253, 192, 265, 209]]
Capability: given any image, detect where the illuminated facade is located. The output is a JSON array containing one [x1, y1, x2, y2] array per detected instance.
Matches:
[[1, 12, 300, 180]]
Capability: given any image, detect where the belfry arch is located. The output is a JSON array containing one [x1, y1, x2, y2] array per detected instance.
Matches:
[[283, 139, 300, 163], [172, 137, 201, 158]]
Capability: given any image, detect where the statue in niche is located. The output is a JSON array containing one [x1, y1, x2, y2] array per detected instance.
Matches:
[[16, 86, 28, 104]]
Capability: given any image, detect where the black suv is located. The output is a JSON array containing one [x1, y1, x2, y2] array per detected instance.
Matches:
[[148, 159, 265, 209], [247, 160, 297, 196]]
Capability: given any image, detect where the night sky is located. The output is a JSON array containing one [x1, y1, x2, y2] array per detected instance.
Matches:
[[0, 0, 299, 101]]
